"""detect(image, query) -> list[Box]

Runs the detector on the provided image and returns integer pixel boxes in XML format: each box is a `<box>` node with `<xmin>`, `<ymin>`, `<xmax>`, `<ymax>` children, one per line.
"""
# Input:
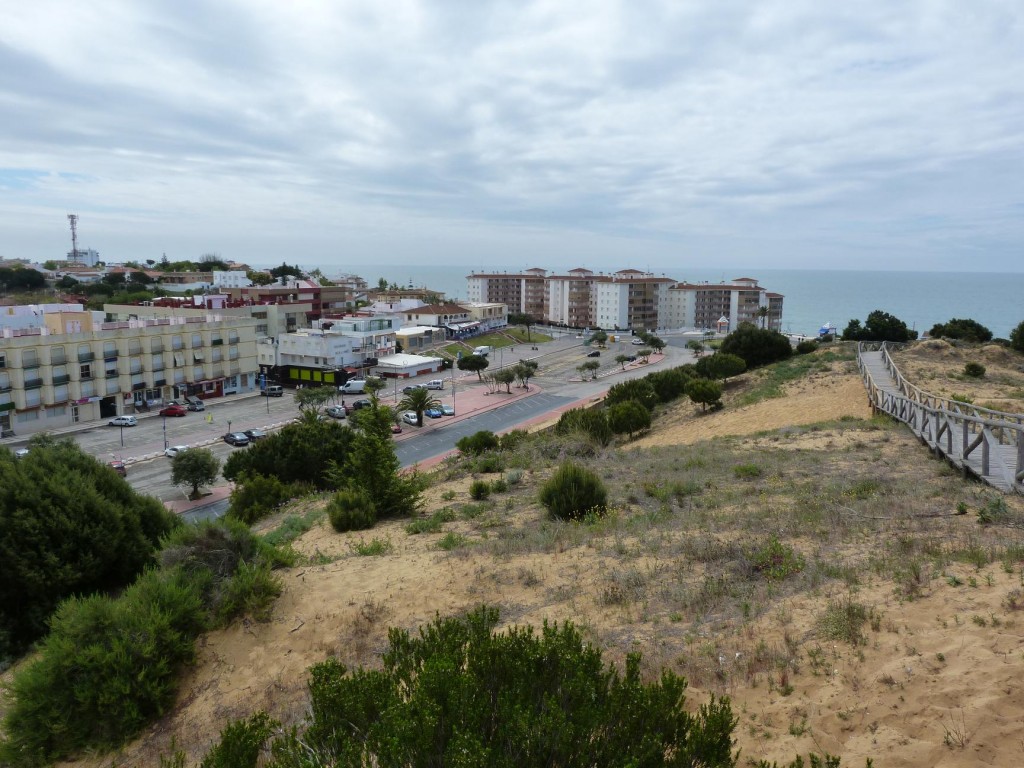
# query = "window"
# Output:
<box><xmin>130</xmin><ymin>358</ymin><xmax>143</xmax><ymax>374</ymax></box>
<box><xmin>22</xmin><ymin>350</ymin><xmax>39</xmax><ymax>368</ymax></box>
<box><xmin>81</xmin><ymin>380</ymin><xmax>95</xmax><ymax>397</ymax></box>
<box><xmin>48</xmin><ymin>406</ymin><xmax>67</xmax><ymax>418</ymax></box>
<box><xmin>152</xmin><ymin>353</ymin><xmax>164</xmax><ymax>371</ymax></box>
<box><xmin>51</xmin><ymin>365</ymin><xmax>69</xmax><ymax>385</ymax></box>
<box><xmin>172</xmin><ymin>335</ymin><xmax>183</xmax><ymax>350</ymax></box>
<box><xmin>52</xmin><ymin>384</ymin><xmax>69</xmax><ymax>402</ymax></box>
<box><xmin>191</xmin><ymin>333</ymin><xmax>202</xmax><ymax>348</ymax></box>
<box><xmin>174</xmin><ymin>370</ymin><xmax>185</xmax><ymax>384</ymax></box>
<box><xmin>128</xmin><ymin>340</ymin><xmax>142</xmax><ymax>356</ymax></box>
<box><xmin>173</xmin><ymin>352</ymin><xmax>185</xmax><ymax>367</ymax></box>
<box><xmin>228</xmin><ymin>330</ymin><xmax>239</xmax><ymax>344</ymax></box>
<box><xmin>24</xmin><ymin>389</ymin><xmax>41</xmax><ymax>408</ymax></box>
<box><xmin>193</xmin><ymin>350</ymin><xmax>205</xmax><ymax>362</ymax></box>
<box><xmin>0</xmin><ymin>353</ymin><xmax>5</xmax><ymax>368</ymax></box>
<box><xmin>17</xmin><ymin>410</ymin><xmax>40</xmax><ymax>423</ymax></box>
<box><xmin>103</xmin><ymin>341</ymin><xmax>118</xmax><ymax>360</ymax></box>
<box><xmin>192</xmin><ymin>366</ymin><xmax>204</xmax><ymax>381</ymax></box>
<box><xmin>106</xmin><ymin>379</ymin><xmax>120</xmax><ymax>395</ymax></box>
<box><xmin>80</xmin><ymin>363</ymin><xmax>92</xmax><ymax>379</ymax></box>
<box><xmin>51</xmin><ymin>346</ymin><xmax>67</xmax><ymax>365</ymax></box>
<box><xmin>151</xmin><ymin>338</ymin><xmax>163</xmax><ymax>353</ymax></box>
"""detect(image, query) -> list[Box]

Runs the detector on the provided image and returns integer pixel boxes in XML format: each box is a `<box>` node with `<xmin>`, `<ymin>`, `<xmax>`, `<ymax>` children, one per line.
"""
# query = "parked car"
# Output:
<box><xmin>14</xmin><ymin>447</ymin><xmax>30</xmax><ymax>458</ymax></box>
<box><xmin>425</xmin><ymin>408</ymin><xmax>443</xmax><ymax>418</ymax></box>
<box><xmin>262</xmin><ymin>385</ymin><xmax>284</xmax><ymax>397</ymax></box>
<box><xmin>164</xmin><ymin>445</ymin><xmax>189</xmax><ymax>458</ymax></box>
<box><xmin>441</xmin><ymin>404</ymin><xmax>455</xmax><ymax>416</ymax></box>
<box><xmin>223</xmin><ymin>432</ymin><xmax>250</xmax><ymax>447</ymax></box>
<box><xmin>326</xmin><ymin>405</ymin><xmax>347</xmax><ymax>419</ymax></box>
<box><xmin>187</xmin><ymin>400</ymin><xmax>205</xmax><ymax>412</ymax></box>
<box><xmin>345</xmin><ymin>398</ymin><xmax>373</xmax><ymax>414</ymax></box>
<box><xmin>159</xmin><ymin>404</ymin><xmax>187</xmax><ymax>417</ymax></box>
<box><xmin>108</xmin><ymin>416</ymin><xmax>137</xmax><ymax>427</ymax></box>
<box><xmin>391</xmin><ymin>423</ymin><xmax>403</xmax><ymax>434</ymax></box>
<box><xmin>425</xmin><ymin>379</ymin><xmax>446</xmax><ymax>390</ymax></box>
<box><xmin>624</xmin><ymin>354</ymin><xmax>637</xmax><ymax>362</ymax></box>
<box><xmin>108</xmin><ymin>459</ymin><xmax>127</xmax><ymax>477</ymax></box>
<box><xmin>586</xmin><ymin>350</ymin><xmax>601</xmax><ymax>357</ymax></box>
<box><xmin>401</xmin><ymin>411</ymin><xmax>419</xmax><ymax>425</ymax></box>
<box><xmin>403</xmin><ymin>384</ymin><xmax>425</xmax><ymax>394</ymax></box>
<box><xmin>631</xmin><ymin>337</ymin><xmax>645</xmax><ymax>345</ymax></box>
<box><xmin>244</xmin><ymin>428</ymin><xmax>268</xmax><ymax>440</ymax></box>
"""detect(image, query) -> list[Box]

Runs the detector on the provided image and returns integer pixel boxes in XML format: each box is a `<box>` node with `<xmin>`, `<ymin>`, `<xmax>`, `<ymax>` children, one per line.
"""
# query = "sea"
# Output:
<box><xmin>303</xmin><ymin>264</ymin><xmax>1024</xmax><ymax>340</ymax></box>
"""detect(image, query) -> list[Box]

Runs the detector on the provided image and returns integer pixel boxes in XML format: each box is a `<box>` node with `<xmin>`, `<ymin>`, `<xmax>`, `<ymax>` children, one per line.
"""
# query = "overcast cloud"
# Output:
<box><xmin>1</xmin><ymin>0</ymin><xmax>1022</xmax><ymax>272</ymax></box>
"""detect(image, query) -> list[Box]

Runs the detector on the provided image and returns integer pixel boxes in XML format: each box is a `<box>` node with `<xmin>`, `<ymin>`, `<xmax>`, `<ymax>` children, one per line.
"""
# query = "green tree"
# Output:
<box><xmin>1011</xmin><ymin>320</ymin><xmax>1024</xmax><ymax>353</ymax></box>
<box><xmin>294</xmin><ymin>386</ymin><xmax>335</xmax><ymax>418</ymax></box>
<box><xmin>578</xmin><ymin>360</ymin><xmax>600</xmax><ymax>380</ymax></box>
<box><xmin>0</xmin><ymin>437</ymin><xmax>178</xmax><ymax>658</ymax></box>
<box><xmin>397</xmin><ymin>388</ymin><xmax>441</xmax><ymax>427</ymax></box>
<box><xmin>756</xmin><ymin>305</ymin><xmax>769</xmax><ymax>328</ymax></box>
<box><xmin>200</xmin><ymin>606</ymin><xmax>740</xmax><ymax>767</ymax></box>
<box><xmin>340</xmin><ymin>402</ymin><xmax>421</xmax><ymax>518</ymax></box>
<box><xmin>647</xmin><ymin>335</ymin><xmax>667</xmax><ymax>353</ymax></box>
<box><xmin>686</xmin><ymin>339</ymin><xmax>705</xmax><ymax>357</ymax></box>
<box><xmin>513</xmin><ymin>359</ymin><xmax>538</xmax><ymax>388</ymax></box>
<box><xmin>636</xmin><ymin>347</ymin><xmax>653</xmax><ymax>362</ymax></box>
<box><xmin>590</xmin><ymin>329</ymin><xmax>608</xmax><ymax>347</ymax></box>
<box><xmin>171</xmin><ymin>448</ymin><xmax>221</xmax><ymax>499</ymax></box>
<box><xmin>607</xmin><ymin>400</ymin><xmax>652</xmax><ymax>438</ymax></box>
<box><xmin>223</xmin><ymin>421</ymin><xmax>354</xmax><ymax>490</ymax></box>
<box><xmin>508</xmin><ymin>312</ymin><xmax>537</xmax><ymax>341</ymax></box>
<box><xmin>246</xmin><ymin>270</ymin><xmax>274</xmax><ymax>286</ymax></box>
<box><xmin>605</xmin><ymin>378</ymin><xmax>658</xmax><ymax>410</ymax></box>
<box><xmin>929</xmin><ymin>318</ymin><xmax>993</xmax><ymax>343</ymax></box>
<box><xmin>719</xmin><ymin>323</ymin><xmax>793</xmax><ymax>368</ymax></box>
<box><xmin>555</xmin><ymin>408</ymin><xmax>612</xmax><ymax>446</ymax></box>
<box><xmin>647</xmin><ymin>366</ymin><xmax>695</xmax><ymax>403</ymax></box>
<box><xmin>615</xmin><ymin>353</ymin><xmax>630</xmax><ymax>370</ymax></box>
<box><xmin>842</xmin><ymin>310</ymin><xmax>917</xmax><ymax>343</ymax></box>
<box><xmin>698</xmin><ymin>352</ymin><xmax>747</xmax><ymax>382</ymax></box>
<box><xmin>687</xmin><ymin>378</ymin><xmax>723</xmax><ymax>412</ymax></box>
<box><xmin>457</xmin><ymin>353</ymin><xmax>490</xmax><ymax>381</ymax></box>
<box><xmin>456</xmin><ymin>431</ymin><xmax>500</xmax><ymax>455</ymax></box>
<box><xmin>494</xmin><ymin>367</ymin><xmax>516</xmax><ymax>393</ymax></box>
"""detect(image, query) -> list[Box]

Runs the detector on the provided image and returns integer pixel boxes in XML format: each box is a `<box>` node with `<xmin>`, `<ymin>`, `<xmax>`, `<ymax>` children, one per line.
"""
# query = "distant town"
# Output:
<box><xmin>1</xmin><ymin>243</ymin><xmax>783</xmax><ymax>438</ymax></box>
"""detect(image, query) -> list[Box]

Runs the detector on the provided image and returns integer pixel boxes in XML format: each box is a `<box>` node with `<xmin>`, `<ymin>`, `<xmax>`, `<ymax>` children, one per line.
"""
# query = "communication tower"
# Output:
<box><xmin>67</xmin><ymin>214</ymin><xmax>80</xmax><ymax>262</ymax></box>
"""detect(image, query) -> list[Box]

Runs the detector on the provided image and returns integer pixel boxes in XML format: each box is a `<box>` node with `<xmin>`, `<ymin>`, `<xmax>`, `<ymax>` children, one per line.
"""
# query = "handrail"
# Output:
<box><xmin>857</xmin><ymin>341</ymin><xmax>1024</xmax><ymax>493</ymax></box>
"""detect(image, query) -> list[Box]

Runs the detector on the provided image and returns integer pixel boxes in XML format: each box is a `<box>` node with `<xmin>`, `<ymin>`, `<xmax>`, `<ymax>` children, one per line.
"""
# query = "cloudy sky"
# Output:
<box><xmin>1</xmin><ymin>1</ymin><xmax>1022</xmax><ymax>273</ymax></box>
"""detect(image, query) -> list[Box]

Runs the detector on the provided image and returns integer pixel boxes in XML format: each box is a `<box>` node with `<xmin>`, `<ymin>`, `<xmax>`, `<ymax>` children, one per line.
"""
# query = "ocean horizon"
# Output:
<box><xmin>295</xmin><ymin>264</ymin><xmax>1024</xmax><ymax>340</ymax></box>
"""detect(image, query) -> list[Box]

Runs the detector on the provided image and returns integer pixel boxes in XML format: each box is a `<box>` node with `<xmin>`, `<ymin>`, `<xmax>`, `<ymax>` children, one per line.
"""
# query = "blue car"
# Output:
<box><xmin>425</xmin><ymin>408</ymin><xmax>444</xmax><ymax>418</ymax></box>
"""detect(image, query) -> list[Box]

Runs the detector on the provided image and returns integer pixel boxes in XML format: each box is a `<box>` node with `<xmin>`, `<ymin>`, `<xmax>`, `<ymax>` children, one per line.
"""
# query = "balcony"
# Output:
<box><xmin>211</xmin><ymin>338</ymin><xmax>223</xmax><ymax>346</ymax></box>
<box><xmin>22</xmin><ymin>359</ymin><xmax>40</xmax><ymax>370</ymax></box>
<box><xmin>78</xmin><ymin>352</ymin><xmax>95</xmax><ymax>362</ymax></box>
<box><xmin>52</xmin><ymin>375</ymin><xmax>71</xmax><ymax>386</ymax></box>
<box><xmin>24</xmin><ymin>378</ymin><xmax>43</xmax><ymax>390</ymax></box>
<box><xmin>154</xmin><ymin>377</ymin><xmax>166</xmax><ymax>387</ymax></box>
<box><xmin>132</xmin><ymin>382</ymin><xmax>147</xmax><ymax>392</ymax></box>
<box><xmin>103</xmin><ymin>351</ymin><xmax>118</xmax><ymax>362</ymax></box>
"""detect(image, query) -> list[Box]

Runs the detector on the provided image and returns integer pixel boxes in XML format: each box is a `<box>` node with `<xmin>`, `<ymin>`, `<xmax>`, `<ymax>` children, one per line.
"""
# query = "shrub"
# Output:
<box><xmin>405</xmin><ymin>508</ymin><xmax>455</xmax><ymax>535</ymax></box>
<box><xmin>733</xmin><ymin>463</ymin><xmax>762</xmax><ymax>479</ymax></box>
<box><xmin>215</xmin><ymin>561</ymin><xmax>282</xmax><ymax>623</ymax></box>
<box><xmin>456</xmin><ymin>430</ymin><xmax>500</xmax><ymax>455</ymax></box>
<box><xmin>963</xmin><ymin>361</ymin><xmax>986</xmax><ymax>378</ymax></box>
<box><xmin>929</xmin><ymin>318</ymin><xmax>993</xmax><ymax>343</ymax></box>
<box><xmin>437</xmin><ymin>532</ymin><xmax>468</xmax><ymax>550</ymax></box>
<box><xmin>645</xmin><ymin>367</ymin><xmax>693</xmax><ymax>402</ymax></box>
<box><xmin>326</xmin><ymin>487</ymin><xmax>378</xmax><ymax>532</ymax></box>
<box><xmin>200</xmin><ymin>712</ymin><xmax>277</xmax><ymax>768</ymax></box>
<box><xmin>696</xmin><ymin>352</ymin><xmax>747</xmax><ymax>381</ymax></box>
<box><xmin>505</xmin><ymin>468</ymin><xmax>524</xmax><ymax>486</ymax></box>
<box><xmin>222</xmin><ymin>420</ymin><xmax>354</xmax><ymax>489</ymax></box>
<box><xmin>474</xmin><ymin>453</ymin><xmax>504</xmax><ymax>473</ymax></box>
<box><xmin>227</xmin><ymin>473</ymin><xmax>296</xmax><ymax>525</ymax></box>
<box><xmin>749</xmin><ymin>537</ymin><xmax>805</xmax><ymax>581</ymax></box>
<box><xmin>796</xmin><ymin>339</ymin><xmax>819</xmax><ymax>354</ymax></box>
<box><xmin>499</xmin><ymin>429</ymin><xmax>529</xmax><ymax>451</ymax></box>
<box><xmin>200</xmin><ymin>607</ymin><xmax>739</xmax><ymax>766</ymax></box>
<box><xmin>350</xmin><ymin>537</ymin><xmax>392</xmax><ymax>556</ymax></box>
<box><xmin>719</xmin><ymin>323</ymin><xmax>793</xmax><ymax>368</ymax></box>
<box><xmin>491</xmin><ymin>477</ymin><xmax>508</xmax><ymax>493</ymax></box>
<box><xmin>607</xmin><ymin>399</ymin><xmax>652</xmax><ymax>437</ymax></box>
<box><xmin>841</xmin><ymin>310</ymin><xmax>917</xmax><ymax>343</ymax></box>
<box><xmin>469</xmin><ymin>479</ymin><xmax>491</xmax><ymax>500</ymax></box>
<box><xmin>539</xmin><ymin>461</ymin><xmax>608</xmax><ymax>521</ymax></box>
<box><xmin>604</xmin><ymin>379</ymin><xmax>658</xmax><ymax>410</ymax></box>
<box><xmin>555</xmin><ymin>407</ymin><xmax>612</xmax><ymax>446</ymax></box>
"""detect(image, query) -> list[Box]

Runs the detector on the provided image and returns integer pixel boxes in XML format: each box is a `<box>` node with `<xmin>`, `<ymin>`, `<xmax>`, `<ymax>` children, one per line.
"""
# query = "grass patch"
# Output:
<box><xmin>350</xmin><ymin>537</ymin><xmax>392</xmax><ymax>556</ymax></box>
<box><xmin>262</xmin><ymin>506</ymin><xmax>326</xmax><ymax>548</ymax></box>
<box><xmin>437</xmin><ymin>532</ymin><xmax>468</xmax><ymax>551</ymax></box>
<box><xmin>734</xmin><ymin>348</ymin><xmax>857</xmax><ymax>407</ymax></box>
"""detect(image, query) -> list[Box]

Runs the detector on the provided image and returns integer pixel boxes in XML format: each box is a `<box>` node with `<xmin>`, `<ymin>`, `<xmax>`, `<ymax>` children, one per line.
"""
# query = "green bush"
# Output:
<box><xmin>695</xmin><ymin>352</ymin><xmax>747</xmax><ymax>381</ymax></box>
<box><xmin>0</xmin><ymin>568</ymin><xmax>207</xmax><ymax>763</ymax></box>
<box><xmin>719</xmin><ymin>323</ymin><xmax>793</xmax><ymax>368</ymax></box>
<box><xmin>227</xmin><ymin>473</ymin><xmax>295</xmax><ymax>525</ymax></box>
<box><xmin>963</xmin><ymin>361</ymin><xmax>986</xmax><ymax>378</ymax></box>
<box><xmin>456</xmin><ymin>430</ymin><xmax>500</xmax><ymax>455</ymax></box>
<box><xmin>841</xmin><ymin>310</ymin><xmax>917</xmax><ymax>343</ymax></box>
<box><xmin>686</xmin><ymin>378</ymin><xmax>723</xmax><ymax>411</ymax></box>
<box><xmin>929</xmin><ymin>318</ymin><xmax>993</xmax><ymax>343</ymax></box>
<box><xmin>539</xmin><ymin>461</ymin><xmax>608</xmax><ymax>521</ymax></box>
<box><xmin>796</xmin><ymin>339</ymin><xmax>819</xmax><ymax>355</ymax></box>
<box><xmin>200</xmin><ymin>712</ymin><xmax>277</xmax><ymax>768</ymax></box>
<box><xmin>749</xmin><ymin>537</ymin><xmax>805</xmax><ymax>581</ymax></box>
<box><xmin>498</xmin><ymin>429</ymin><xmax>529</xmax><ymax>451</ymax></box>
<box><xmin>607</xmin><ymin>399</ymin><xmax>652</xmax><ymax>437</ymax></box>
<box><xmin>555</xmin><ymin>407</ymin><xmax>612</xmax><ymax>446</ymax></box>
<box><xmin>491</xmin><ymin>477</ymin><xmax>509</xmax><ymax>493</ymax></box>
<box><xmin>733</xmin><ymin>463</ymin><xmax>762</xmax><ymax>479</ymax></box>
<box><xmin>469</xmin><ymin>479</ymin><xmax>491</xmax><ymax>500</ymax></box>
<box><xmin>405</xmin><ymin>508</ymin><xmax>455</xmax><ymax>535</ymax></box>
<box><xmin>223</xmin><ymin>420</ymin><xmax>354</xmax><ymax>489</ymax></box>
<box><xmin>214</xmin><ymin>561</ymin><xmax>282</xmax><ymax>624</ymax></box>
<box><xmin>604</xmin><ymin>378</ymin><xmax>658</xmax><ymax>410</ymax></box>
<box><xmin>474</xmin><ymin>453</ymin><xmax>504</xmax><ymax>473</ymax></box>
<box><xmin>645</xmin><ymin>367</ymin><xmax>693</xmax><ymax>402</ymax></box>
<box><xmin>326</xmin><ymin>487</ymin><xmax>378</xmax><ymax>532</ymax></box>
<box><xmin>201</xmin><ymin>606</ymin><xmax>738</xmax><ymax>766</ymax></box>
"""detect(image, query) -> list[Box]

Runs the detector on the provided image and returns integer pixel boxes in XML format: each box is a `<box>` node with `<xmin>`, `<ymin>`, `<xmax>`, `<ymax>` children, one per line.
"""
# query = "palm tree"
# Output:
<box><xmin>397</xmin><ymin>388</ymin><xmax>441</xmax><ymax>427</ymax></box>
<box><xmin>756</xmin><ymin>306</ymin><xmax>769</xmax><ymax>329</ymax></box>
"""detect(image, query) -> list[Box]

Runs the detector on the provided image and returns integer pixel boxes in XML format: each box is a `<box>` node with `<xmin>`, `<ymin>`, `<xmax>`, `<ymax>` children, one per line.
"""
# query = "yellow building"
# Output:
<box><xmin>1</xmin><ymin>311</ymin><xmax>258</xmax><ymax>437</ymax></box>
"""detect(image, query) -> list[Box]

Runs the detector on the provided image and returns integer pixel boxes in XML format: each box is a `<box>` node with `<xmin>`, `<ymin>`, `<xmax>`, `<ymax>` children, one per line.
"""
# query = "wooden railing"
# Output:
<box><xmin>857</xmin><ymin>342</ymin><xmax>1024</xmax><ymax>493</ymax></box>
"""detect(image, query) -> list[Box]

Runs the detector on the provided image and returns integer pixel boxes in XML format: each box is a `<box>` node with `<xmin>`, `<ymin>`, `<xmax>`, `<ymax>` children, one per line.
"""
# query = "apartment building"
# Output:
<box><xmin>462</xmin><ymin>302</ymin><xmax>508</xmax><ymax>333</ymax></box>
<box><xmin>107</xmin><ymin>298</ymin><xmax>314</xmax><ymax>339</ymax></box>
<box><xmin>465</xmin><ymin>268</ymin><xmax>547</xmax><ymax>320</ymax></box>
<box><xmin>1</xmin><ymin>309</ymin><xmax>258</xmax><ymax>437</ymax></box>
<box><xmin>665</xmin><ymin>278</ymin><xmax>784</xmax><ymax>332</ymax></box>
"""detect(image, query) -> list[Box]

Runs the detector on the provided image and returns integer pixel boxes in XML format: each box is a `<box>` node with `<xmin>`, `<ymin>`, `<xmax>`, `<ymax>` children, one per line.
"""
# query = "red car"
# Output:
<box><xmin>159</xmin><ymin>404</ymin><xmax>187</xmax><ymax>417</ymax></box>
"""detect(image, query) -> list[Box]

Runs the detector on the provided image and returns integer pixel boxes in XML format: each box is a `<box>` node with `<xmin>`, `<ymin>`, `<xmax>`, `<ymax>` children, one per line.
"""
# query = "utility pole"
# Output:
<box><xmin>67</xmin><ymin>214</ymin><xmax>80</xmax><ymax>262</ymax></box>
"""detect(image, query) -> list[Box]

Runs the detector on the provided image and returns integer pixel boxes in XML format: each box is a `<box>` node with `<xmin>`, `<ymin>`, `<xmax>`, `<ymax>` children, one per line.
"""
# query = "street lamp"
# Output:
<box><xmin>227</xmin><ymin>419</ymin><xmax>232</xmax><ymax>437</ymax></box>
<box><xmin>162</xmin><ymin>414</ymin><xmax>168</xmax><ymax>450</ymax></box>
<box><xmin>451</xmin><ymin>376</ymin><xmax>456</xmax><ymax>415</ymax></box>
<box><xmin>119</xmin><ymin>423</ymin><xmax>124</xmax><ymax>448</ymax></box>
<box><xmin>261</xmin><ymin>373</ymin><xmax>269</xmax><ymax>414</ymax></box>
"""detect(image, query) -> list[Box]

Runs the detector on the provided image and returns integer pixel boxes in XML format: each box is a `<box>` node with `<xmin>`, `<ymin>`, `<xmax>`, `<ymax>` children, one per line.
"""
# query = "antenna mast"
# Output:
<box><xmin>67</xmin><ymin>214</ymin><xmax>80</xmax><ymax>262</ymax></box>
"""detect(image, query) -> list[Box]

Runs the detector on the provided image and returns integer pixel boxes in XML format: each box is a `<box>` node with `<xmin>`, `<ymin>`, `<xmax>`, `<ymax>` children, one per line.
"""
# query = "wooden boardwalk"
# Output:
<box><xmin>857</xmin><ymin>342</ymin><xmax>1024</xmax><ymax>494</ymax></box>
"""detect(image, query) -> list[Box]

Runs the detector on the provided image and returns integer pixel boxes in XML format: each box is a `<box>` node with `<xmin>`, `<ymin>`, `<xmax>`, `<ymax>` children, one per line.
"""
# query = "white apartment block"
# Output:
<box><xmin>461</xmin><ymin>302</ymin><xmax>507</xmax><ymax>332</ymax></box>
<box><xmin>1</xmin><ymin>309</ymin><xmax>258</xmax><ymax>437</ymax></box>
<box><xmin>466</xmin><ymin>268</ymin><xmax>548</xmax><ymax>320</ymax></box>
<box><xmin>211</xmin><ymin>270</ymin><xmax>252</xmax><ymax>289</ymax></box>
<box><xmin>665</xmin><ymin>278</ymin><xmax>784</xmax><ymax>332</ymax></box>
<box><xmin>264</xmin><ymin>316</ymin><xmax>398</xmax><ymax>388</ymax></box>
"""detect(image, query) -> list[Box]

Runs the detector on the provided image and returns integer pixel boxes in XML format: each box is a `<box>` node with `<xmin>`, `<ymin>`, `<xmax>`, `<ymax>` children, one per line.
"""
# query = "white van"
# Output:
<box><xmin>473</xmin><ymin>346</ymin><xmax>491</xmax><ymax>356</ymax></box>
<box><xmin>425</xmin><ymin>379</ymin><xmax>445</xmax><ymax>390</ymax></box>
<box><xmin>339</xmin><ymin>379</ymin><xmax>367</xmax><ymax>394</ymax></box>
<box><xmin>263</xmin><ymin>385</ymin><xmax>284</xmax><ymax>397</ymax></box>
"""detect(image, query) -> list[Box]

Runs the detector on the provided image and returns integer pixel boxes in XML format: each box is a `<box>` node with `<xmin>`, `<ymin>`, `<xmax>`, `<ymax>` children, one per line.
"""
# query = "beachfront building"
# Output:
<box><xmin>462</xmin><ymin>302</ymin><xmax>508</xmax><ymax>333</ymax></box>
<box><xmin>593</xmin><ymin>270</ymin><xmax>676</xmax><ymax>331</ymax></box>
<box><xmin>466</xmin><ymin>268</ymin><xmax>548</xmax><ymax>320</ymax></box>
<box><xmin>1</xmin><ymin>308</ymin><xmax>258</xmax><ymax>437</ymax></box>
<box><xmin>402</xmin><ymin>303</ymin><xmax>477</xmax><ymax>338</ymax></box>
<box><xmin>107</xmin><ymin>297</ymin><xmax>314</xmax><ymax>340</ymax></box>
<box><xmin>665</xmin><ymin>278</ymin><xmax>783</xmax><ymax>332</ymax></box>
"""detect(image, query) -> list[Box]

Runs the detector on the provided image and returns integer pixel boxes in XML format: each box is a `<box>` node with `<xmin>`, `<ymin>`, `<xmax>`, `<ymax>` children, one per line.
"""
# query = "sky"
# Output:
<box><xmin>1</xmin><ymin>1</ymin><xmax>1022</xmax><ymax>274</ymax></box>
